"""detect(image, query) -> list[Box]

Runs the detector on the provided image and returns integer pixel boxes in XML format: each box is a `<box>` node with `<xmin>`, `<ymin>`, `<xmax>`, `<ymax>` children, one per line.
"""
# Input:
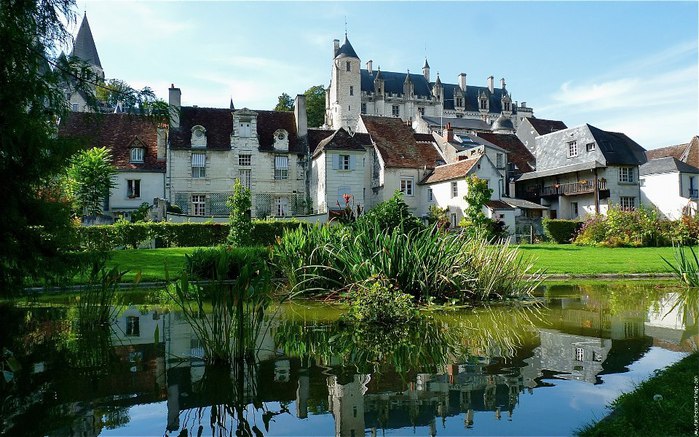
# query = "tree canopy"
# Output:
<box><xmin>274</xmin><ymin>85</ymin><xmax>326</xmax><ymax>128</ymax></box>
<box><xmin>65</xmin><ymin>147</ymin><xmax>117</xmax><ymax>217</ymax></box>
<box><xmin>274</xmin><ymin>92</ymin><xmax>294</xmax><ymax>112</ymax></box>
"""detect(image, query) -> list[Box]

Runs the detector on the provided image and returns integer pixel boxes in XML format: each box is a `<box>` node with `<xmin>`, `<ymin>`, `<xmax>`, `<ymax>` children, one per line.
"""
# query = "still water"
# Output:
<box><xmin>1</xmin><ymin>282</ymin><xmax>696</xmax><ymax>436</ymax></box>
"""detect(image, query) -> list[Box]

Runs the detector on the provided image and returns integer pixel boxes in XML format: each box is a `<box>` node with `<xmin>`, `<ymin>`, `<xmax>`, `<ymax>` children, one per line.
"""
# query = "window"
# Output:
<box><xmin>392</xmin><ymin>105</ymin><xmax>400</xmax><ymax>117</ymax></box>
<box><xmin>571</xmin><ymin>201</ymin><xmax>579</xmax><ymax>217</ymax></box>
<box><xmin>417</xmin><ymin>107</ymin><xmax>425</xmax><ymax>116</ymax></box>
<box><xmin>192</xmin><ymin>153</ymin><xmax>206</xmax><ymax>178</ymax></box>
<box><xmin>451</xmin><ymin>181</ymin><xmax>458</xmax><ymax>198</ymax></box>
<box><xmin>496</xmin><ymin>153</ymin><xmax>504</xmax><ymax>169</ymax></box>
<box><xmin>274</xmin><ymin>197</ymin><xmax>288</xmax><ymax>216</ymax></box>
<box><xmin>456</xmin><ymin>97</ymin><xmax>463</xmax><ymax>107</ymax></box>
<box><xmin>239</xmin><ymin>169</ymin><xmax>251</xmax><ymax>190</ymax></box>
<box><xmin>192</xmin><ymin>195</ymin><xmax>206</xmax><ymax>216</ymax></box>
<box><xmin>586</xmin><ymin>142</ymin><xmax>596</xmax><ymax>152</ymax></box>
<box><xmin>127</xmin><ymin>179</ymin><xmax>140</xmax><ymax>198</ymax></box>
<box><xmin>340</xmin><ymin>154</ymin><xmax>350</xmax><ymax>170</ymax></box>
<box><xmin>361</xmin><ymin>103</ymin><xmax>367</xmax><ymax>114</ymax></box>
<box><xmin>126</xmin><ymin>316</ymin><xmax>140</xmax><ymax>336</ymax></box>
<box><xmin>575</xmin><ymin>347</ymin><xmax>585</xmax><ymax>362</ymax></box>
<box><xmin>567</xmin><ymin>141</ymin><xmax>578</xmax><ymax>158</ymax></box>
<box><xmin>450</xmin><ymin>213</ymin><xmax>457</xmax><ymax>228</ymax></box>
<box><xmin>400</xmin><ymin>177</ymin><xmax>414</xmax><ymax>196</ymax></box>
<box><xmin>619</xmin><ymin>167</ymin><xmax>634</xmax><ymax>183</ymax></box>
<box><xmin>349</xmin><ymin>86</ymin><xmax>353</xmax><ymax>96</ymax></box>
<box><xmin>238</xmin><ymin>122</ymin><xmax>252</xmax><ymax>137</ymax></box>
<box><xmin>479</xmin><ymin>98</ymin><xmax>487</xmax><ymax>110</ymax></box>
<box><xmin>620</xmin><ymin>196</ymin><xmax>636</xmax><ymax>211</ymax></box>
<box><xmin>239</xmin><ymin>154</ymin><xmax>251</xmax><ymax>166</ymax></box>
<box><xmin>428</xmin><ymin>188</ymin><xmax>433</xmax><ymax>201</ymax></box>
<box><xmin>346</xmin><ymin>61</ymin><xmax>351</xmax><ymax>72</ymax></box>
<box><xmin>504</xmin><ymin>101</ymin><xmax>511</xmax><ymax>112</ymax></box>
<box><xmin>274</xmin><ymin>155</ymin><xmax>289</xmax><ymax>180</ymax></box>
<box><xmin>130</xmin><ymin>147</ymin><xmax>144</xmax><ymax>163</ymax></box>
<box><xmin>689</xmin><ymin>176</ymin><xmax>697</xmax><ymax>198</ymax></box>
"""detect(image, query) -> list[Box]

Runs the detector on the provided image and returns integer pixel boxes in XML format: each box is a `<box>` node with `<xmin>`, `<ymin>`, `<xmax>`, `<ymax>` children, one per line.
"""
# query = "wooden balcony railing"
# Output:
<box><xmin>537</xmin><ymin>179</ymin><xmax>608</xmax><ymax>197</ymax></box>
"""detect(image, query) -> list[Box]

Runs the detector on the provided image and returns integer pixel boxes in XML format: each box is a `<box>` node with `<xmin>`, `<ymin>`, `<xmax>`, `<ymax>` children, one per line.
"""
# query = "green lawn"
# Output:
<box><xmin>106</xmin><ymin>247</ymin><xmax>200</xmax><ymax>282</ymax></box>
<box><xmin>517</xmin><ymin>244</ymin><xmax>677</xmax><ymax>275</ymax></box>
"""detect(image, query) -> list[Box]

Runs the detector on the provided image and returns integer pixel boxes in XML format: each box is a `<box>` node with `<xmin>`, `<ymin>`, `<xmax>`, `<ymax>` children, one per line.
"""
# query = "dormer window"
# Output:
<box><xmin>238</xmin><ymin>121</ymin><xmax>252</xmax><ymax>137</ymax></box>
<box><xmin>130</xmin><ymin>147</ymin><xmax>144</xmax><ymax>163</ymax></box>
<box><xmin>191</xmin><ymin>125</ymin><xmax>207</xmax><ymax>148</ymax></box>
<box><xmin>274</xmin><ymin>129</ymin><xmax>289</xmax><ymax>151</ymax></box>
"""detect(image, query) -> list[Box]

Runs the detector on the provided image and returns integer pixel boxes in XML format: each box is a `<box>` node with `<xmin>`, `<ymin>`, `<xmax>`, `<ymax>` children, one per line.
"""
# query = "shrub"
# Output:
<box><xmin>543</xmin><ymin>219</ymin><xmax>582</xmax><ymax>243</ymax></box>
<box><xmin>185</xmin><ymin>245</ymin><xmax>270</xmax><ymax>280</ymax></box>
<box><xmin>354</xmin><ymin>191</ymin><xmax>423</xmax><ymax>233</ymax></box>
<box><xmin>226</xmin><ymin>180</ymin><xmax>252</xmax><ymax>247</ymax></box>
<box><xmin>251</xmin><ymin>220</ymin><xmax>310</xmax><ymax>246</ymax></box>
<box><xmin>343</xmin><ymin>276</ymin><xmax>418</xmax><ymax>326</ymax></box>
<box><xmin>575</xmin><ymin>206</ymin><xmax>676</xmax><ymax>247</ymax></box>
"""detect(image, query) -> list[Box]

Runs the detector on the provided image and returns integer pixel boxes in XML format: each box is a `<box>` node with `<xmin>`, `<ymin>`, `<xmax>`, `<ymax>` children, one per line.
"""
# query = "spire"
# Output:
<box><xmin>423</xmin><ymin>58</ymin><xmax>430</xmax><ymax>69</ymax></box>
<box><xmin>374</xmin><ymin>67</ymin><xmax>382</xmax><ymax>80</ymax></box>
<box><xmin>404</xmin><ymin>70</ymin><xmax>412</xmax><ymax>84</ymax></box>
<box><xmin>71</xmin><ymin>14</ymin><xmax>102</xmax><ymax>68</ymax></box>
<box><xmin>334</xmin><ymin>34</ymin><xmax>358</xmax><ymax>59</ymax></box>
<box><xmin>230</xmin><ymin>98</ymin><xmax>235</xmax><ymax>111</ymax></box>
<box><xmin>435</xmin><ymin>73</ymin><xmax>442</xmax><ymax>86</ymax></box>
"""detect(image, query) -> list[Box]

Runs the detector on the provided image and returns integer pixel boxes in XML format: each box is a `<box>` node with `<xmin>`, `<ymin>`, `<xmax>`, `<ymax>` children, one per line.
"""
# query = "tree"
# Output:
<box><xmin>227</xmin><ymin>179</ymin><xmax>252</xmax><ymax>246</ymax></box>
<box><xmin>0</xmin><ymin>0</ymin><xmax>93</xmax><ymax>290</ymax></box>
<box><xmin>274</xmin><ymin>92</ymin><xmax>294</xmax><ymax>112</ymax></box>
<box><xmin>95</xmin><ymin>78</ymin><xmax>165</xmax><ymax>114</ymax></box>
<box><xmin>461</xmin><ymin>176</ymin><xmax>493</xmax><ymax>230</ymax></box>
<box><xmin>304</xmin><ymin>85</ymin><xmax>326</xmax><ymax>128</ymax></box>
<box><xmin>66</xmin><ymin>147</ymin><xmax>117</xmax><ymax>217</ymax></box>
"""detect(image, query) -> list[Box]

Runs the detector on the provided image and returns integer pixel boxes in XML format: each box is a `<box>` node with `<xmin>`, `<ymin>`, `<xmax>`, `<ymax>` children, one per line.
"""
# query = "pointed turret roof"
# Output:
<box><xmin>434</xmin><ymin>73</ymin><xmax>442</xmax><ymax>86</ymax></box>
<box><xmin>404</xmin><ymin>70</ymin><xmax>412</xmax><ymax>84</ymax></box>
<box><xmin>335</xmin><ymin>34</ymin><xmax>359</xmax><ymax>59</ymax></box>
<box><xmin>71</xmin><ymin>14</ymin><xmax>102</xmax><ymax>68</ymax></box>
<box><xmin>230</xmin><ymin>98</ymin><xmax>235</xmax><ymax>111</ymax></box>
<box><xmin>374</xmin><ymin>67</ymin><xmax>382</xmax><ymax>80</ymax></box>
<box><xmin>423</xmin><ymin>58</ymin><xmax>430</xmax><ymax>69</ymax></box>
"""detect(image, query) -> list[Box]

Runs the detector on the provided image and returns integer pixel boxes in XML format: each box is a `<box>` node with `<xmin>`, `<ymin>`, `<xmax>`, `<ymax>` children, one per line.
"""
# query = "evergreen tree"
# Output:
<box><xmin>227</xmin><ymin>179</ymin><xmax>252</xmax><ymax>247</ymax></box>
<box><xmin>65</xmin><ymin>147</ymin><xmax>117</xmax><ymax>217</ymax></box>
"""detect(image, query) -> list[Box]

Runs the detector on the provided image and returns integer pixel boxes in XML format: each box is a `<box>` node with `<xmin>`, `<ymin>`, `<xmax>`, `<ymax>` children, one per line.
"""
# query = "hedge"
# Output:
<box><xmin>542</xmin><ymin>219</ymin><xmax>583</xmax><ymax>244</ymax></box>
<box><xmin>76</xmin><ymin>220</ymin><xmax>310</xmax><ymax>251</ymax></box>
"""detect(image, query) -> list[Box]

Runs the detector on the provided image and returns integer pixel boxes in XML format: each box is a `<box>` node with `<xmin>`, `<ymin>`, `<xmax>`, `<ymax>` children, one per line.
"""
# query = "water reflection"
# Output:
<box><xmin>0</xmin><ymin>282</ymin><xmax>696</xmax><ymax>436</ymax></box>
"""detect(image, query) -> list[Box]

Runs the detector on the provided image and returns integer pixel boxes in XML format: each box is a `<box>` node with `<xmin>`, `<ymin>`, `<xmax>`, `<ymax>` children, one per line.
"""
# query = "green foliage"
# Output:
<box><xmin>426</xmin><ymin>205</ymin><xmax>450</xmax><ymax>230</ymax></box>
<box><xmin>304</xmin><ymin>85</ymin><xmax>326</xmax><ymax>128</ymax></box>
<box><xmin>166</xmin><ymin>203</ymin><xmax>183</xmax><ymax>214</ymax></box>
<box><xmin>65</xmin><ymin>146</ymin><xmax>117</xmax><ymax>216</ymax></box>
<box><xmin>463</xmin><ymin>175</ymin><xmax>492</xmax><ymax>229</ymax></box>
<box><xmin>130</xmin><ymin>202</ymin><xmax>151</xmax><ymax>223</ymax></box>
<box><xmin>543</xmin><ymin>219</ymin><xmax>582</xmax><ymax>243</ymax></box>
<box><xmin>0</xmin><ymin>0</ymin><xmax>89</xmax><ymax>291</ymax></box>
<box><xmin>344</xmin><ymin>276</ymin><xmax>419</xmax><ymax>326</ymax></box>
<box><xmin>95</xmin><ymin>78</ymin><xmax>165</xmax><ymax>114</ymax></box>
<box><xmin>663</xmin><ymin>245</ymin><xmax>699</xmax><ymax>287</ymax></box>
<box><xmin>186</xmin><ymin>246</ymin><xmax>271</xmax><ymax>280</ymax></box>
<box><xmin>273</xmin><ymin>92</ymin><xmax>294</xmax><ymax>112</ymax></box>
<box><xmin>354</xmin><ymin>191</ymin><xmax>424</xmax><ymax>233</ymax></box>
<box><xmin>226</xmin><ymin>180</ymin><xmax>252</xmax><ymax>246</ymax></box>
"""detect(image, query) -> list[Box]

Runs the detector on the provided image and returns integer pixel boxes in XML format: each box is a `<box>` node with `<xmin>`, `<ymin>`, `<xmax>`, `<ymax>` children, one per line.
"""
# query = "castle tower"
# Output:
<box><xmin>71</xmin><ymin>14</ymin><xmax>104</xmax><ymax>81</ymax></box>
<box><xmin>328</xmin><ymin>34</ymin><xmax>361</xmax><ymax>130</ymax></box>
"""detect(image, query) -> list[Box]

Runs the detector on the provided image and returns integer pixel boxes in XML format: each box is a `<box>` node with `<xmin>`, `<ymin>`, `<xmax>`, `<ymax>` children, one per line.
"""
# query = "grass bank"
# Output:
<box><xmin>577</xmin><ymin>352</ymin><xmax>699</xmax><ymax>436</ymax></box>
<box><xmin>106</xmin><ymin>247</ymin><xmax>199</xmax><ymax>282</ymax></box>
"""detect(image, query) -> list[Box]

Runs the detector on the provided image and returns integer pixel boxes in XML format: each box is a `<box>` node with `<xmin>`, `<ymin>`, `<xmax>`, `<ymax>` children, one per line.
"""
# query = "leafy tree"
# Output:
<box><xmin>427</xmin><ymin>205</ymin><xmax>450</xmax><ymax>230</ymax></box>
<box><xmin>304</xmin><ymin>85</ymin><xmax>326</xmax><ymax>128</ymax></box>
<box><xmin>0</xmin><ymin>0</ymin><xmax>94</xmax><ymax>290</ymax></box>
<box><xmin>274</xmin><ymin>92</ymin><xmax>294</xmax><ymax>112</ymax></box>
<box><xmin>355</xmin><ymin>191</ymin><xmax>423</xmax><ymax>233</ymax></box>
<box><xmin>66</xmin><ymin>147</ymin><xmax>117</xmax><ymax>217</ymax></box>
<box><xmin>95</xmin><ymin>78</ymin><xmax>165</xmax><ymax>114</ymax></box>
<box><xmin>226</xmin><ymin>179</ymin><xmax>252</xmax><ymax>246</ymax></box>
<box><xmin>462</xmin><ymin>175</ymin><xmax>492</xmax><ymax>229</ymax></box>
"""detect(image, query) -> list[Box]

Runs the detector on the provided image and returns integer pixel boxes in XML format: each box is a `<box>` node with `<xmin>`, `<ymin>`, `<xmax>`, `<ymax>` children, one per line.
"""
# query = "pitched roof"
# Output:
<box><xmin>413</xmin><ymin>133</ymin><xmax>435</xmax><ymax>143</ymax></box>
<box><xmin>312</xmin><ymin>127</ymin><xmax>368</xmax><ymax>157</ymax></box>
<box><xmin>169</xmin><ymin>107</ymin><xmax>302</xmax><ymax>153</ymax></box>
<box><xmin>587</xmin><ymin>124</ymin><xmax>647</xmax><ymax>166</ymax></box>
<box><xmin>640</xmin><ymin>157</ymin><xmax>699</xmax><ymax>176</ymax></box>
<box><xmin>421</xmin><ymin>115</ymin><xmax>491</xmax><ymax>132</ymax></box>
<box><xmin>361</xmin><ymin>116</ymin><xmax>442</xmax><ymax>169</ymax></box>
<box><xmin>475</xmin><ymin>132</ymin><xmax>535</xmax><ymax>173</ymax></box>
<box><xmin>487</xmin><ymin>200</ymin><xmax>515</xmax><ymax>210</ymax></box>
<box><xmin>525</xmin><ymin>117</ymin><xmax>567</xmax><ymax>135</ymax></box>
<box><xmin>58</xmin><ymin>112</ymin><xmax>164</xmax><ymax>172</ymax></box>
<box><xmin>420</xmin><ymin>157</ymin><xmax>481</xmax><ymax>184</ymax></box>
<box><xmin>335</xmin><ymin>35</ymin><xmax>358</xmax><ymax>59</ymax></box>
<box><xmin>517</xmin><ymin>160</ymin><xmax>605</xmax><ymax>181</ymax></box>
<box><xmin>71</xmin><ymin>14</ymin><xmax>102</xmax><ymax>68</ymax></box>
<box><xmin>646</xmin><ymin>136</ymin><xmax>699</xmax><ymax>168</ymax></box>
<box><xmin>501</xmin><ymin>197</ymin><xmax>548</xmax><ymax>210</ymax></box>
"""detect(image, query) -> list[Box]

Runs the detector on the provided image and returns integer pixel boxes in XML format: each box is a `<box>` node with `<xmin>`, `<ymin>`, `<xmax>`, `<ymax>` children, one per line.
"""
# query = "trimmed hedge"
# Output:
<box><xmin>76</xmin><ymin>220</ymin><xmax>310</xmax><ymax>251</ymax></box>
<box><xmin>543</xmin><ymin>219</ymin><xmax>583</xmax><ymax>244</ymax></box>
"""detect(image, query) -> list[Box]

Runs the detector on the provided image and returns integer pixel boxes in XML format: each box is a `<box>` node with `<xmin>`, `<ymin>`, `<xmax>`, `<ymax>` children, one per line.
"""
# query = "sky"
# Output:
<box><xmin>67</xmin><ymin>1</ymin><xmax>698</xmax><ymax>150</ymax></box>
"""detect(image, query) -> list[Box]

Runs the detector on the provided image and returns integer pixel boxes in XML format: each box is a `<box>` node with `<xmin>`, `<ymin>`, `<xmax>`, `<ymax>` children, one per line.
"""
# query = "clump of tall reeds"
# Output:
<box><xmin>76</xmin><ymin>265</ymin><xmax>126</xmax><ymax>328</ymax></box>
<box><xmin>663</xmin><ymin>244</ymin><xmax>699</xmax><ymax>287</ymax></box>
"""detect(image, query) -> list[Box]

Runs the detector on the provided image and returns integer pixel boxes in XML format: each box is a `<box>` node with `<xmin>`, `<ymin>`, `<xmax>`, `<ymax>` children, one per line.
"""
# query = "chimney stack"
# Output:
<box><xmin>168</xmin><ymin>84</ymin><xmax>181</xmax><ymax>129</ymax></box>
<box><xmin>487</xmin><ymin>76</ymin><xmax>494</xmax><ymax>93</ymax></box>
<box><xmin>294</xmin><ymin>94</ymin><xmax>307</xmax><ymax>138</ymax></box>
<box><xmin>501</xmin><ymin>78</ymin><xmax>506</xmax><ymax>90</ymax></box>
<box><xmin>367</xmin><ymin>60</ymin><xmax>373</xmax><ymax>74</ymax></box>
<box><xmin>443</xmin><ymin>122</ymin><xmax>454</xmax><ymax>142</ymax></box>
<box><xmin>458</xmin><ymin>73</ymin><xmax>467</xmax><ymax>91</ymax></box>
<box><xmin>333</xmin><ymin>39</ymin><xmax>340</xmax><ymax>57</ymax></box>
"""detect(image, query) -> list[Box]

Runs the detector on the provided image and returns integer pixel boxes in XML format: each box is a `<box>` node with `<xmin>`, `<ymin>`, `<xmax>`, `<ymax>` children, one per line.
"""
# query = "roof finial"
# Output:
<box><xmin>344</xmin><ymin>16</ymin><xmax>347</xmax><ymax>37</ymax></box>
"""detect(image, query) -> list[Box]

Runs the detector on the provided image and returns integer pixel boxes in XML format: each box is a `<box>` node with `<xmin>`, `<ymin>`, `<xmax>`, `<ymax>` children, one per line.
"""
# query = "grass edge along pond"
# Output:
<box><xmin>577</xmin><ymin>351</ymin><xmax>699</xmax><ymax>437</ymax></box>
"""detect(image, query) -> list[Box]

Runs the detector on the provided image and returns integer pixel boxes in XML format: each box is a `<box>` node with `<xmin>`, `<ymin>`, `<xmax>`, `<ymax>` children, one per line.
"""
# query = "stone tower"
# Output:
<box><xmin>71</xmin><ymin>13</ymin><xmax>104</xmax><ymax>81</ymax></box>
<box><xmin>328</xmin><ymin>34</ymin><xmax>361</xmax><ymax>131</ymax></box>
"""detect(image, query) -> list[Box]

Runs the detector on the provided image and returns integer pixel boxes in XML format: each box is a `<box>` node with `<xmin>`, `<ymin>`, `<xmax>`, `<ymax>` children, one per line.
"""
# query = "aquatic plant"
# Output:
<box><xmin>663</xmin><ymin>244</ymin><xmax>699</xmax><ymax>287</ymax></box>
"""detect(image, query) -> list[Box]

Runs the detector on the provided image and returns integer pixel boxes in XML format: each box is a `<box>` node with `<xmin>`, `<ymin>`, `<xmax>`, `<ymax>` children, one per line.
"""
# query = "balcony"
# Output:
<box><xmin>538</xmin><ymin>179</ymin><xmax>608</xmax><ymax>197</ymax></box>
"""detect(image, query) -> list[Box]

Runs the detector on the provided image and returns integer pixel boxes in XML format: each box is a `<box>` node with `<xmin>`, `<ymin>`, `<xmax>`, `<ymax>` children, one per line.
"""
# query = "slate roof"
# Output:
<box><xmin>71</xmin><ymin>14</ymin><xmax>102</xmax><ymax>68</ymax></box>
<box><xmin>646</xmin><ymin>136</ymin><xmax>699</xmax><ymax>168</ymax></box>
<box><xmin>169</xmin><ymin>107</ymin><xmax>301</xmax><ymax>153</ymax></box>
<box><xmin>487</xmin><ymin>200</ymin><xmax>515</xmax><ymax>210</ymax></box>
<box><xmin>476</xmin><ymin>133</ymin><xmax>535</xmax><ymax>173</ymax></box>
<box><xmin>58</xmin><ymin>112</ymin><xmax>164</xmax><ymax>172</ymax></box>
<box><xmin>413</xmin><ymin>133</ymin><xmax>436</xmax><ymax>143</ymax></box>
<box><xmin>421</xmin><ymin>115</ymin><xmax>492</xmax><ymax>132</ymax></box>
<box><xmin>517</xmin><ymin>161</ymin><xmax>605</xmax><ymax>181</ymax></box>
<box><xmin>587</xmin><ymin>124</ymin><xmax>647</xmax><ymax>166</ymax></box>
<box><xmin>420</xmin><ymin>156</ymin><xmax>481</xmax><ymax>184</ymax></box>
<box><xmin>525</xmin><ymin>117</ymin><xmax>567</xmax><ymax>135</ymax></box>
<box><xmin>335</xmin><ymin>35</ymin><xmax>358</xmax><ymax>59</ymax></box>
<box><xmin>501</xmin><ymin>197</ymin><xmax>548</xmax><ymax>210</ymax></box>
<box><xmin>640</xmin><ymin>157</ymin><xmax>699</xmax><ymax>176</ymax></box>
<box><xmin>312</xmin><ymin>127</ymin><xmax>368</xmax><ymax>157</ymax></box>
<box><xmin>360</xmin><ymin>69</ymin><xmax>513</xmax><ymax>115</ymax></box>
<box><xmin>361</xmin><ymin>116</ymin><xmax>443</xmax><ymax>169</ymax></box>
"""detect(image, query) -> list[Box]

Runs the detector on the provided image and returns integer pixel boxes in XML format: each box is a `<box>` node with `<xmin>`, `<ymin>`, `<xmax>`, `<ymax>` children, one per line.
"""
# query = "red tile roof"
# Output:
<box><xmin>361</xmin><ymin>116</ymin><xmax>442</xmax><ymax>169</ymax></box>
<box><xmin>646</xmin><ymin>136</ymin><xmax>699</xmax><ymax>168</ymax></box>
<box><xmin>420</xmin><ymin>156</ymin><xmax>481</xmax><ymax>184</ymax></box>
<box><xmin>58</xmin><ymin>112</ymin><xmax>165</xmax><ymax>172</ymax></box>
<box><xmin>476</xmin><ymin>132</ymin><xmax>535</xmax><ymax>173</ymax></box>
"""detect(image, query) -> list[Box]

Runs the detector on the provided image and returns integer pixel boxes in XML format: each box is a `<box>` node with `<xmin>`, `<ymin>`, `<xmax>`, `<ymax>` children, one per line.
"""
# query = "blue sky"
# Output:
<box><xmin>70</xmin><ymin>1</ymin><xmax>698</xmax><ymax>149</ymax></box>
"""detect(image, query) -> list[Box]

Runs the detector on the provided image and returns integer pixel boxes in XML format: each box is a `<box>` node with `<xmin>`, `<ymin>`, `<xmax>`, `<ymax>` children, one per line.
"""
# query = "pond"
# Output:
<box><xmin>0</xmin><ymin>282</ymin><xmax>696</xmax><ymax>436</ymax></box>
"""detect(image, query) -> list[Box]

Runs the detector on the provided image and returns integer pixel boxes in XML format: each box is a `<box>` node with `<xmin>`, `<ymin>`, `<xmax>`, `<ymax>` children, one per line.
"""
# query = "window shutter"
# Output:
<box><xmin>350</xmin><ymin>155</ymin><xmax>356</xmax><ymax>170</ymax></box>
<box><xmin>275</xmin><ymin>156</ymin><xmax>288</xmax><ymax>169</ymax></box>
<box><xmin>332</xmin><ymin>154</ymin><xmax>339</xmax><ymax>170</ymax></box>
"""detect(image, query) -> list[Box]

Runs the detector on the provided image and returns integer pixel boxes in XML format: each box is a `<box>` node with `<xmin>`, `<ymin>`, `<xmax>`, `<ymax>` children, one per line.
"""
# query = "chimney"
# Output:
<box><xmin>168</xmin><ymin>84</ymin><xmax>181</xmax><ymax>129</ymax></box>
<box><xmin>333</xmin><ymin>39</ymin><xmax>340</xmax><ymax>57</ymax></box>
<box><xmin>294</xmin><ymin>94</ymin><xmax>308</xmax><ymax>138</ymax></box>
<box><xmin>156</xmin><ymin>126</ymin><xmax>167</xmax><ymax>161</ymax></box>
<box><xmin>443</xmin><ymin>122</ymin><xmax>454</xmax><ymax>142</ymax></box>
<box><xmin>458</xmin><ymin>73</ymin><xmax>467</xmax><ymax>91</ymax></box>
<box><xmin>366</xmin><ymin>60</ymin><xmax>373</xmax><ymax>74</ymax></box>
<box><xmin>500</xmin><ymin>77</ymin><xmax>506</xmax><ymax>90</ymax></box>
<box><xmin>487</xmin><ymin>76</ymin><xmax>494</xmax><ymax>93</ymax></box>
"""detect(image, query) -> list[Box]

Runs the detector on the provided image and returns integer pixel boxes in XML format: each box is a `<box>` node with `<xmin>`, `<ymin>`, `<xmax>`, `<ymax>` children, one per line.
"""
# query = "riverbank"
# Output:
<box><xmin>577</xmin><ymin>351</ymin><xmax>699</xmax><ymax>436</ymax></box>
